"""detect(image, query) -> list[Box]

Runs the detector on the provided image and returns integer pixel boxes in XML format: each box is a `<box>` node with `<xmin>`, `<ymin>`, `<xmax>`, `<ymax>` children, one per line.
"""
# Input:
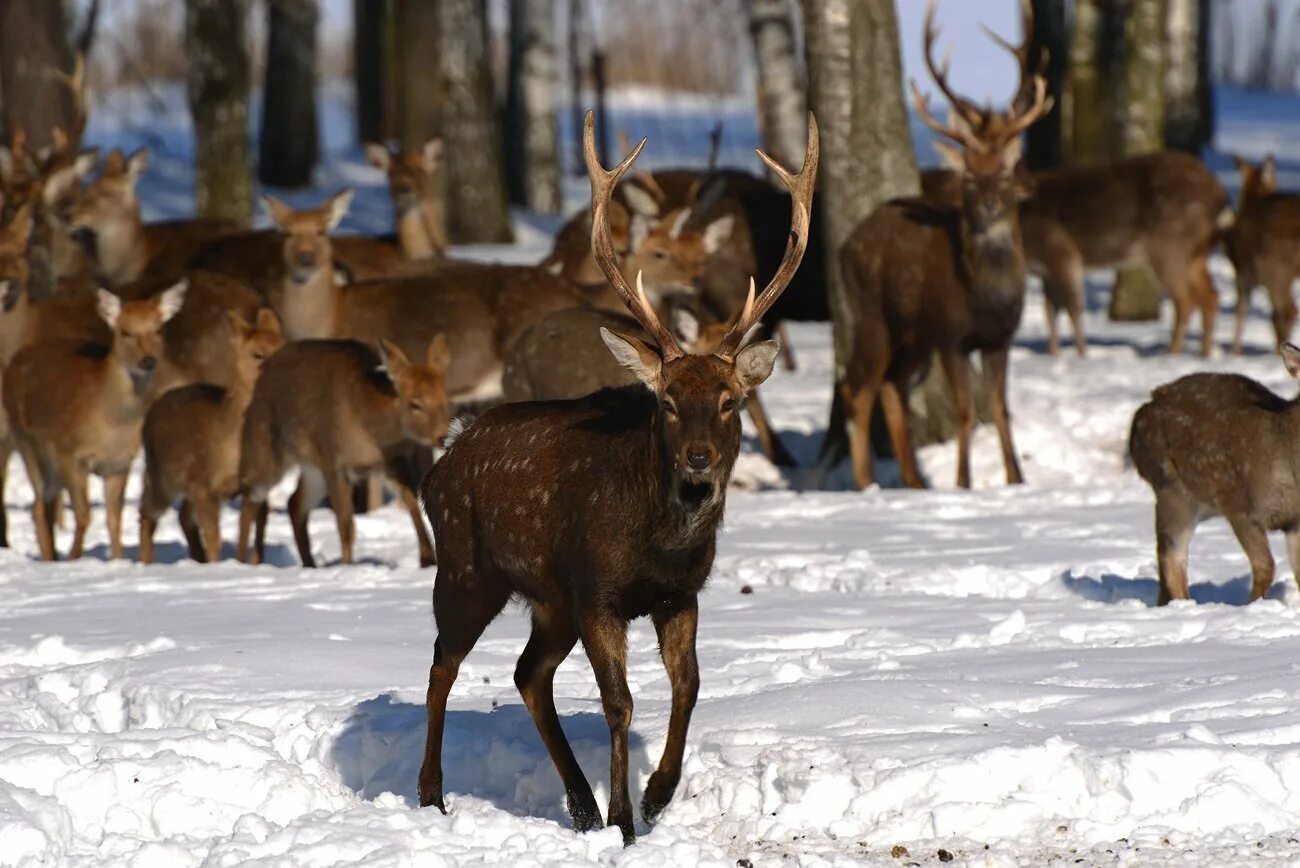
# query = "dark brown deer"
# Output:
<box><xmin>1227</xmin><ymin>155</ymin><xmax>1300</xmax><ymax>353</ymax></box>
<box><xmin>366</xmin><ymin>138</ymin><xmax>448</xmax><ymax>260</ymax></box>
<box><xmin>415</xmin><ymin>111</ymin><xmax>816</xmax><ymax>844</ymax></box>
<box><xmin>840</xmin><ymin>0</ymin><xmax>1050</xmax><ymax>490</ymax></box>
<box><xmin>1129</xmin><ymin>343</ymin><xmax>1300</xmax><ymax>605</ymax></box>
<box><xmin>501</xmin><ymin>304</ymin><xmax>796</xmax><ymax>466</ymax></box>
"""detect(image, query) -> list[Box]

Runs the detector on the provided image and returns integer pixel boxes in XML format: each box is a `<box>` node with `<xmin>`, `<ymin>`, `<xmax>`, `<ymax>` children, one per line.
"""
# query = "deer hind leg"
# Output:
<box><xmin>192</xmin><ymin>492</ymin><xmax>222</xmax><ymax>563</ymax></box>
<box><xmin>1232</xmin><ymin>270</ymin><xmax>1255</xmax><ymax>354</ymax></box>
<box><xmin>386</xmin><ymin>448</ymin><xmax>436</xmax><ymax>566</ymax></box>
<box><xmin>418</xmin><ymin>571</ymin><xmax>510</xmax><ymax>813</ymax></box>
<box><xmin>578</xmin><ymin>607</ymin><xmax>635</xmax><ymax>844</ymax></box>
<box><xmin>1228</xmin><ymin>515</ymin><xmax>1275</xmax><ymax>602</ymax></box>
<box><xmin>102</xmin><ymin>472</ymin><xmax>128</xmax><ymax>560</ymax></box>
<box><xmin>61</xmin><ymin>461</ymin><xmax>91</xmax><ymax>561</ymax></box>
<box><xmin>19</xmin><ymin>445</ymin><xmax>58</xmax><ymax>561</ymax></box>
<box><xmin>1042</xmin><ymin>290</ymin><xmax>1062</xmax><ymax>358</ymax></box>
<box><xmin>938</xmin><ymin>350</ymin><xmax>974</xmax><ymax>490</ymax></box>
<box><xmin>981</xmin><ymin>347</ymin><xmax>1024</xmax><ymax>486</ymax></box>
<box><xmin>744</xmin><ymin>390</ymin><xmax>796</xmax><ymax>467</ymax></box>
<box><xmin>1285</xmin><ymin>528</ymin><xmax>1300</xmax><ymax>595</ymax></box>
<box><xmin>842</xmin><ymin>378</ymin><xmax>881</xmax><ymax>490</ymax></box>
<box><xmin>642</xmin><ymin>598</ymin><xmax>700</xmax><ymax>827</ymax></box>
<box><xmin>326</xmin><ymin>471</ymin><xmax>357</xmax><ymax>565</ymax></box>
<box><xmin>1262</xmin><ymin>267</ymin><xmax>1298</xmax><ymax>350</ymax></box>
<box><xmin>1154</xmin><ymin>489</ymin><xmax>1198</xmax><ymax>605</ymax></box>
<box><xmin>1190</xmin><ymin>255</ymin><xmax>1218</xmax><ymax>357</ymax></box>
<box><xmin>288</xmin><ymin>468</ymin><xmax>327</xmax><ymax>568</ymax></box>
<box><xmin>398</xmin><ymin>484</ymin><xmax>435</xmax><ymax>567</ymax></box>
<box><xmin>879</xmin><ymin>378</ymin><xmax>923</xmax><ymax>489</ymax></box>
<box><xmin>177</xmin><ymin>499</ymin><xmax>207</xmax><ymax>562</ymax></box>
<box><xmin>775</xmin><ymin>322</ymin><xmax>797</xmax><ymax>371</ymax></box>
<box><xmin>513</xmin><ymin>601</ymin><xmax>597</xmax><ymax>831</ymax></box>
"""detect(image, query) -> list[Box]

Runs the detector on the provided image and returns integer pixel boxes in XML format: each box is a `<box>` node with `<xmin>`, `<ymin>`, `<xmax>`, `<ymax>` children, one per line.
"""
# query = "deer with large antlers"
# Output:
<box><xmin>417</xmin><ymin>111</ymin><xmax>817</xmax><ymax>843</ymax></box>
<box><xmin>840</xmin><ymin>0</ymin><xmax>1050</xmax><ymax>490</ymax></box>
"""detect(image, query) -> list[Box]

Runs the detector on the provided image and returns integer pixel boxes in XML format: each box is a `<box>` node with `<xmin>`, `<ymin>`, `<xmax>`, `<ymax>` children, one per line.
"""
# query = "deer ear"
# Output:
<box><xmin>1284</xmin><ymin>342</ymin><xmax>1300</xmax><ymax>377</ymax></box>
<box><xmin>732</xmin><ymin>339</ymin><xmax>779</xmax><ymax>393</ymax></box>
<box><xmin>628</xmin><ymin>214</ymin><xmax>652</xmax><ymax>253</ymax></box>
<box><xmin>255</xmin><ymin>306</ymin><xmax>282</xmax><ymax>335</ymax></box>
<box><xmin>157</xmin><ymin>279</ymin><xmax>189</xmax><ymax>322</ymax></box>
<box><xmin>934</xmin><ymin>140</ymin><xmax>964</xmax><ymax>172</ymax></box>
<box><xmin>42</xmin><ymin>164</ymin><xmax>81</xmax><ymax>209</ymax></box>
<box><xmin>326</xmin><ymin>188</ymin><xmax>354</xmax><ymax>230</ymax></box>
<box><xmin>262</xmin><ymin>194</ymin><xmax>293</xmax><ymax>229</ymax></box>
<box><xmin>125</xmin><ymin>148</ymin><xmax>150</xmax><ymax>188</ymax></box>
<box><xmin>670</xmin><ymin>305</ymin><xmax>701</xmax><ymax>347</ymax></box>
<box><xmin>0</xmin><ymin>280</ymin><xmax>20</xmax><ymax>312</ymax></box>
<box><xmin>622</xmin><ymin>184</ymin><xmax>661</xmax><ymax>218</ymax></box>
<box><xmin>422</xmin><ymin>138</ymin><xmax>444</xmax><ymax>171</ymax></box>
<box><xmin>365</xmin><ymin>143</ymin><xmax>391</xmax><ymax>171</ymax></box>
<box><xmin>999</xmin><ymin>137</ymin><xmax>1024</xmax><ymax>173</ymax></box>
<box><xmin>96</xmin><ymin>289</ymin><xmax>121</xmax><ymax>327</ymax></box>
<box><xmin>703</xmin><ymin>214</ymin><xmax>734</xmax><ymax>254</ymax></box>
<box><xmin>1262</xmin><ymin>155</ymin><xmax>1278</xmax><ymax>190</ymax></box>
<box><xmin>225</xmin><ymin>308</ymin><xmax>253</xmax><ymax>338</ymax></box>
<box><xmin>73</xmin><ymin>149</ymin><xmax>99</xmax><ymax>179</ymax></box>
<box><xmin>426</xmin><ymin>333</ymin><xmax>451</xmax><ymax>373</ymax></box>
<box><xmin>600</xmin><ymin>327</ymin><xmax>662</xmax><ymax>393</ymax></box>
<box><xmin>379</xmin><ymin>338</ymin><xmax>412</xmax><ymax>379</ymax></box>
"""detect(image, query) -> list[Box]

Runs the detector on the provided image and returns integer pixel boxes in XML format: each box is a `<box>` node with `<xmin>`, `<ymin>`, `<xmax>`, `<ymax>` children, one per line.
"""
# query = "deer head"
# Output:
<box><xmin>64</xmin><ymin>148</ymin><xmax>148</xmax><ymax>234</ymax></box>
<box><xmin>263</xmin><ymin>189</ymin><xmax>354</xmax><ymax>283</ymax></box>
<box><xmin>0</xmin><ymin>201</ymin><xmax>34</xmax><ymax>304</ymax></box>
<box><xmin>225</xmin><ymin>307</ymin><xmax>287</xmax><ymax>383</ymax></box>
<box><xmin>586</xmin><ymin>110</ymin><xmax>816</xmax><ymax>486</ymax></box>
<box><xmin>96</xmin><ymin>279</ymin><xmax>188</xmax><ymax>380</ymax></box>
<box><xmin>379</xmin><ymin>335</ymin><xmax>452</xmax><ymax>447</ymax></box>
<box><xmin>913</xmin><ymin>0</ymin><xmax>1051</xmax><ymax>233</ymax></box>
<box><xmin>1235</xmin><ymin>155</ymin><xmax>1279</xmax><ymax>205</ymax></box>
<box><xmin>367</xmin><ymin>139</ymin><xmax>443</xmax><ymax>219</ymax></box>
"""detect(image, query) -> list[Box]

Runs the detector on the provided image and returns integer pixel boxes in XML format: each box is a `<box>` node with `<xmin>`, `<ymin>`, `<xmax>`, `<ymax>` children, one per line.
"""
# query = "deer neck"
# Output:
<box><xmin>95</xmin><ymin>210</ymin><xmax>150</xmax><ymax>287</ymax></box>
<box><xmin>961</xmin><ymin>214</ymin><xmax>1026</xmax><ymax>310</ymax></box>
<box><xmin>280</xmin><ymin>262</ymin><xmax>341</xmax><ymax>340</ymax></box>
<box><xmin>642</xmin><ymin>421</ymin><xmax>730</xmax><ymax>552</ymax></box>
<box><xmin>104</xmin><ymin>344</ymin><xmax>151</xmax><ymax>420</ymax></box>
<box><xmin>397</xmin><ymin>200</ymin><xmax>444</xmax><ymax>260</ymax></box>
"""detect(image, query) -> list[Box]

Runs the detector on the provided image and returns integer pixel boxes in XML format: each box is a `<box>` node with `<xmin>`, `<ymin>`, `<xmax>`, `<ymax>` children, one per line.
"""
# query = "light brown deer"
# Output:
<box><xmin>236</xmin><ymin>335</ymin><xmax>451</xmax><ymax>568</ymax></box>
<box><xmin>63</xmin><ymin>148</ymin><xmax>241</xmax><ymax>286</ymax></box>
<box><xmin>139</xmin><ymin>307</ymin><xmax>286</xmax><ymax>564</ymax></box>
<box><xmin>416</xmin><ymin>111</ymin><xmax>816</xmax><ymax>844</ymax></box>
<box><xmin>366</xmin><ymin>138</ymin><xmax>448</xmax><ymax>260</ymax></box>
<box><xmin>3</xmin><ymin>280</ymin><xmax>188</xmax><ymax>560</ymax></box>
<box><xmin>501</xmin><ymin>304</ymin><xmax>796</xmax><ymax>466</ymax></box>
<box><xmin>1227</xmin><ymin>155</ymin><xmax>1300</xmax><ymax>353</ymax></box>
<box><xmin>840</xmin><ymin>0</ymin><xmax>1051</xmax><ymax>490</ymax></box>
<box><xmin>1129</xmin><ymin>343</ymin><xmax>1300</xmax><ymax>605</ymax></box>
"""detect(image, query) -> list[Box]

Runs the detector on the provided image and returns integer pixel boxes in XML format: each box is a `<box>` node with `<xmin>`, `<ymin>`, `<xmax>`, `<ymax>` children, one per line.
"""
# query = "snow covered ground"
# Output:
<box><xmin>8</xmin><ymin>89</ymin><xmax>1300</xmax><ymax>865</ymax></box>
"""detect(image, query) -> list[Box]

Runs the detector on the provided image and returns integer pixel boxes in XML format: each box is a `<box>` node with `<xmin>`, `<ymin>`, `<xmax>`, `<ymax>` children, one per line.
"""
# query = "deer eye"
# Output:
<box><xmin>662</xmin><ymin>398</ymin><xmax>678</xmax><ymax>418</ymax></box>
<box><xmin>409</xmin><ymin>401</ymin><xmax>424</xmax><ymax>413</ymax></box>
<box><xmin>252</xmin><ymin>351</ymin><xmax>265</xmax><ymax>361</ymax></box>
<box><xmin>653</xmin><ymin>250</ymin><xmax>669</xmax><ymax>260</ymax></box>
<box><xmin>720</xmin><ymin>396</ymin><xmax>737</xmax><ymax>414</ymax></box>
<box><xmin>119</xmin><ymin>329</ymin><xmax>133</xmax><ymax>338</ymax></box>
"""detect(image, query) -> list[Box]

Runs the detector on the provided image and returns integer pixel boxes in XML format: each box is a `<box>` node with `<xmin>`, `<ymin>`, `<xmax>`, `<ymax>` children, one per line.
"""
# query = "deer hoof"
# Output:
<box><xmin>640</xmin><ymin>772</ymin><xmax>678</xmax><ymax>825</ymax></box>
<box><xmin>417</xmin><ymin>782</ymin><xmax>446</xmax><ymax>813</ymax></box>
<box><xmin>567</xmin><ymin>791</ymin><xmax>603</xmax><ymax>833</ymax></box>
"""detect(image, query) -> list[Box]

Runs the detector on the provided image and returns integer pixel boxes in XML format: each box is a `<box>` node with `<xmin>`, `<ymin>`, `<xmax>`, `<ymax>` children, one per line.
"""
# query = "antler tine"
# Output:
<box><xmin>999</xmin><ymin>75</ymin><xmax>1053</xmax><ymax>142</ymax></box>
<box><xmin>910</xmin><ymin>81</ymin><xmax>983</xmax><ymax>151</ymax></box>
<box><xmin>46</xmin><ymin>53</ymin><xmax>89</xmax><ymax>153</ymax></box>
<box><xmin>716</xmin><ymin>113</ymin><xmax>819</xmax><ymax>360</ymax></box>
<box><xmin>921</xmin><ymin>0</ymin><xmax>984</xmax><ymax>130</ymax></box>
<box><xmin>584</xmin><ymin>111</ymin><xmax>684</xmax><ymax>360</ymax></box>
<box><xmin>985</xmin><ymin>0</ymin><xmax>1049</xmax><ymax>116</ymax></box>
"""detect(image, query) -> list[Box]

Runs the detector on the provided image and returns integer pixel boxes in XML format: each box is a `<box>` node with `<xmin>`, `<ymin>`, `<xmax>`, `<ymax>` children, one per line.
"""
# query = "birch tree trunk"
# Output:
<box><xmin>746</xmin><ymin>0</ymin><xmax>806</xmax><ymax>171</ymax></box>
<box><xmin>0</xmin><ymin>0</ymin><xmax>76</xmax><ymax>150</ymax></box>
<box><xmin>1164</xmin><ymin>0</ymin><xmax>1212</xmax><ymax>153</ymax></box>
<box><xmin>185</xmin><ymin>0</ymin><xmax>253</xmax><ymax>224</ymax></box>
<box><xmin>260</xmin><ymin>0</ymin><xmax>319</xmax><ymax>188</ymax></box>
<box><xmin>439</xmin><ymin>0</ymin><xmax>513</xmax><ymax>243</ymax></box>
<box><xmin>505</xmin><ymin>0</ymin><xmax>561</xmax><ymax>213</ymax></box>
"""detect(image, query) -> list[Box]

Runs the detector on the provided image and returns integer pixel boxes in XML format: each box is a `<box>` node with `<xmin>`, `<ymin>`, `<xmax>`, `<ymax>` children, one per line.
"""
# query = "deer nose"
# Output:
<box><xmin>138</xmin><ymin>356</ymin><xmax>157</xmax><ymax>371</ymax></box>
<box><xmin>686</xmin><ymin>451</ymin><xmax>711</xmax><ymax>473</ymax></box>
<box><xmin>295</xmin><ymin>252</ymin><xmax>316</xmax><ymax>269</ymax></box>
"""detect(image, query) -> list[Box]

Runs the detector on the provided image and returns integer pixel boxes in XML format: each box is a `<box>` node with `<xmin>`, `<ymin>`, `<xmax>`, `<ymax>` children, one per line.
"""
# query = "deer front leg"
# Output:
<box><xmin>326</xmin><ymin>471</ymin><xmax>357</xmax><ymax>565</ymax></box>
<box><xmin>642</xmin><ymin>598</ymin><xmax>699</xmax><ymax>826</ymax></box>
<box><xmin>580</xmin><ymin>607</ymin><xmax>635</xmax><ymax>844</ymax></box>
<box><xmin>980</xmin><ymin>348</ymin><xmax>1024</xmax><ymax>485</ymax></box>
<box><xmin>938</xmin><ymin>350</ymin><xmax>974</xmax><ymax>490</ymax></box>
<box><xmin>103</xmin><ymin>472</ymin><xmax>128</xmax><ymax>560</ymax></box>
<box><xmin>62</xmin><ymin>462</ymin><xmax>91</xmax><ymax>560</ymax></box>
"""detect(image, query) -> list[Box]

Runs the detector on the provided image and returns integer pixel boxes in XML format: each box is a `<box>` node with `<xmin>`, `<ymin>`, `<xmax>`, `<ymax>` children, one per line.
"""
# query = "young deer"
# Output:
<box><xmin>1129</xmin><ymin>343</ymin><xmax>1300</xmax><ymax>604</ymax></box>
<box><xmin>501</xmin><ymin>304</ymin><xmax>796</xmax><ymax>466</ymax></box>
<box><xmin>416</xmin><ymin>111</ymin><xmax>816</xmax><ymax>844</ymax></box>
<box><xmin>1227</xmin><ymin>155</ymin><xmax>1300</xmax><ymax>353</ymax></box>
<box><xmin>64</xmin><ymin>148</ymin><xmax>240</xmax><ymax>286</ymax></box>
<box><xmin>4</xmin><ymin>280</ymin><xmax>188</xmax><ymax>560</ymax></box>
<box><xmin>366</xmin><ymin>139</ymin><xmax>448</xmax><ymax>260</ymax></box>
<box><xmin>839</xmin><ymin>0</ymin><xmax>1050</xmax><ymax>490</ymax></box>
<box><xmin>139</xmin><ymin>307</ymin><xmax>286</xmax><ymax>564</ymax></box>
<box><xmin>236</xmin><ymin>336</ymin><xmax>451</xmax><ymax>568</ymax></box>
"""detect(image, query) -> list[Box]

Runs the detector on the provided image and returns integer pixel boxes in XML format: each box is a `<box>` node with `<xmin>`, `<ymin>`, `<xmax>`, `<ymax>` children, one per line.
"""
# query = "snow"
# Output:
<box><xmin>8</xmin><ymin>89</ymin><xmax>1300</xmax><ymax>866</ymax></box>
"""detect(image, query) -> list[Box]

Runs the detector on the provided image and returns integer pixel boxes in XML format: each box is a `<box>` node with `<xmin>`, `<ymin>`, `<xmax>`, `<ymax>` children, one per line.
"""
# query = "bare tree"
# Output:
<box><xmin>1066</xmin><ymin>0</ymin><xmax>1124</xmax><ymax>164</ymax></box>
<box><xmin>438</xmin><ymin>0</ymin><xmax>513</xmax><ymax>243</ymax></box>
<box><xmin>185</xmin><ymin>0</ymin><xmax>253</xmax><ymax>223</ymax></box>
<box><xmin>1026</xmin><ymin>0</ymin><xmax>1068</xmax><ymax>170</ymax></box>
<box><xmin>0</xmin><ymin>0</ymin><xmax>77</xmax><ymax>149</ymax></box>
<box><xmin>746</xmin><ymin>0</ymin><xmax>806</xmax><ymax>170</ymax></box>
<box><xmin>505</xmin><ymin>0</ymin><xmax>561</xmax><ymax>212</ymax></box>
<box><xmin>1164</xmin><ymin>0</ymin><xmax>1212</xmax><ymax>152</ymax></box>
<box><xmin>394</xmin><ymin>0</ymin><xmax>442</xmax><ymax>150</ymax></box>
<box><xmin>353</xmin><ymin>0</ymin><xmax>390</xmax><ymax>143</ymax></box>
<box><xmin>260</xmin><ymin>0</ymin><xmax>319</xmax><ymax>188</ymax></box>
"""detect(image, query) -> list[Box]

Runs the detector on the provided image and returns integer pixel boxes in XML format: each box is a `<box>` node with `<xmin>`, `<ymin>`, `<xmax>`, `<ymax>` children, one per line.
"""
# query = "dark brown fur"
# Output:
<box><xmin>1227</xmin><ymin>156</ymin><xmax>1300</xmax><ymax>352</ymax></box>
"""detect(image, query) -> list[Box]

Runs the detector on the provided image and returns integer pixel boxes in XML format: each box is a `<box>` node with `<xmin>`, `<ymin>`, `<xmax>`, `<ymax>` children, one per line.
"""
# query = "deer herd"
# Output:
<box><xmin>0</xmin><ymin>0</ymin><xmax>1296</xmax><ymax>844</ymax></box>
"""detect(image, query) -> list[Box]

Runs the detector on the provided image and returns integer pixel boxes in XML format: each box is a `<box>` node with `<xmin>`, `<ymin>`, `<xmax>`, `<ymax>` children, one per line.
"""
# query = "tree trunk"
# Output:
<box><xmin>1110</xmin><ymin>0</ymin><xmax>1167</xmax><ymax>323</ymax></box>
<box><xmin>260</xmin><ymin>0</ymin><xmax>319</xmax><ymax>188</ymax></box>
<box><xmin>505</xmin><ymin>0</ymin><xmax>561</xmax><ymax>212</ymax></box>
<box><xmin>1065</xmin><ymin>0</ymin><xmax>1124</xmax><ymax>165</ymax></box>
<box><xmin>438</xmin><ymin>0</ymin><xmax>513</xmax><ymax>243</ymax></box>
<box><xmin>1164</xmin><ymin>0</ymin><xmax>1212</xmax><ymax>153</ymax></box>
<box><xmin>745</xmin><ymin>0</ymin><xmax>806</xmax><ymax>172</ymax></box>
<box><xmin>353</xmin><ymin>0</ymin><xmax>390</xmax><ymax>144</ymax></box>
<box><xmin>0</xmin><ymin>0</ymin><xmax>76</xmax><ymax>150</ymax></box>
<box><xmin>802</xmin><ymin>0</ymin><xmax>917</xmax><ymax>384</ymax></box>
<box><xmin>394</xmin><ymin>0</ymin><xmax>442</xmax><ymax>151</ymax></box>
<box><xmin>186</xmin><ymin>0</ymin><xmax>252</xmax><ymax>224</ymax></box>
<box><xmin>1025</xmin><ymin>0</ymin><xmax>1068</xmax><ymax>170</ymax></box>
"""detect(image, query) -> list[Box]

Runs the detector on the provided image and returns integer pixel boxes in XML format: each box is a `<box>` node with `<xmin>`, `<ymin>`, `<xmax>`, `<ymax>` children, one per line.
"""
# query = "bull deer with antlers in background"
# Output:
<box><xmin>840</xmin><ymin>0</ymin><xmax>1051</xmax><ymax>490</ymax></box>
<box><xmin>416</xmin><ymin>111</ymin><xmax>817</xmax><ymax>843</ymax></box>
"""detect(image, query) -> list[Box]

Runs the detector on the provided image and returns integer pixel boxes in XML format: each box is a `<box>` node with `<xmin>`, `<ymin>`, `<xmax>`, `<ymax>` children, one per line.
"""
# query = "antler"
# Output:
<box><xmin>714</xmin><ymin>113</ymin><xmax>819</xmax><ymax>361</ymax></box>
<box><xmin>921</xmin><ymin>0</ymin><xmax>984</xmax><ymax>131</ymax></box>
<box><xmin>985</xmin><ymin>0</ymin><xmax>1049</xmax><ymax>116</ymax></box>
<box><xmin>46</xmin><ymin>54</ymin><xmax>89</xmax><ymax>155</ymax></box>
<box><xmin>585</xmin><ymin>112</ymin><xmax>685</xmax><ymax>361</ymax></box>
